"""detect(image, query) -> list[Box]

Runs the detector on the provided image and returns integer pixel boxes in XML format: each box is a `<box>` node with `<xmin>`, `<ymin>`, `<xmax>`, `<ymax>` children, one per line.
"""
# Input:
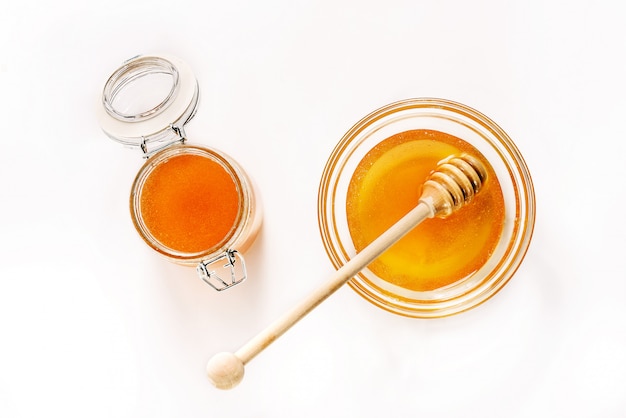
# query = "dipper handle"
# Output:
<box><xmin>207</xmin><ymin>153</ymin><xmax>487</xmax><ymax>390</ymax></box>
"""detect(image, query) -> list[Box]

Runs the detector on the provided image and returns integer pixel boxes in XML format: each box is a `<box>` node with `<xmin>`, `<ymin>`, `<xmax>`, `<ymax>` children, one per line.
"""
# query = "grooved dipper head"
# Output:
<box><xmin>420</xmin><ymin>154</ymin><xmax>488</xmax><ymax>218</ymax></box>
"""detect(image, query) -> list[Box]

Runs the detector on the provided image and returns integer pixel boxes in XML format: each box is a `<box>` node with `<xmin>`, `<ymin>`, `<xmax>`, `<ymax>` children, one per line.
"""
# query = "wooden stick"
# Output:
<box><xmin>206</xmin><ymin>154</ymin><xmax>486</xmax><ymax>390</ymax></box>
<box><xmin>242</xmin><ymin>202</ymin><xmax>433</xmax><ymax>364</ymax></box>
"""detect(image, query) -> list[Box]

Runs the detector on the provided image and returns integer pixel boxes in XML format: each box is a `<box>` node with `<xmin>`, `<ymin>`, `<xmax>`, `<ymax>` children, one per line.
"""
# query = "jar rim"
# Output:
<box><xmin>317</xmin><ymin>98</ymin><xmax>536</xmax><ymax>318</ymax></box>
<box><xmin>130</xmin><ymin>145</ymin><xmax>253</xmax><ymax>265</ymax></box>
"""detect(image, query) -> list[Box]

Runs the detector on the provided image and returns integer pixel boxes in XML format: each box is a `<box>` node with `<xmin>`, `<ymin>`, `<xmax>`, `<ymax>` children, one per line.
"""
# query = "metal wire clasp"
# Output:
<box><xmin>140</xmin><ymin>124</ymin><xmax>186</xmax><ymax>158</ymax></box>
<box><xmin>197</xmin><ymin>250</ymin><xmax>247</xmax><ymax>291</ymax></box>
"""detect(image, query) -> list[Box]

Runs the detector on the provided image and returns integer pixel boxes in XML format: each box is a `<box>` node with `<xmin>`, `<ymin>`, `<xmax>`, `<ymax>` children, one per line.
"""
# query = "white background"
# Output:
<box><xmin>1</xmin><ymin>0</ymin><xmax>625</xmax><ymax>417</ymax></box>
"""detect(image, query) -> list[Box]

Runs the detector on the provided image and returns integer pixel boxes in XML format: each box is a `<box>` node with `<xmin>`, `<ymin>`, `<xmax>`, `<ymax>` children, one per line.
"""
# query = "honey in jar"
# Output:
<box><xmin>138</xmin><ymin>152</ymin><xmax>238</xmax><ymax>254</ymax></box>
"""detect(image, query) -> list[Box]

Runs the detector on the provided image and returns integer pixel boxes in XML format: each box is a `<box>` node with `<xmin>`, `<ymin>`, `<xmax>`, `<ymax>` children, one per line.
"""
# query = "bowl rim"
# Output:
<box><xmin>317</xmin><ymin>98</ymin><xmax>536</xmax><ymax>318</ymax></box>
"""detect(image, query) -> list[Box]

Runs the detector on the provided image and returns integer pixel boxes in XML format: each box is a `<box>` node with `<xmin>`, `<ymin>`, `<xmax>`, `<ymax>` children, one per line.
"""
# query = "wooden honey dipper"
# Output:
<box><xmin>207</xmin><ymin>154</ymin><xmax>488</xmax><ymax>389</ymax></box>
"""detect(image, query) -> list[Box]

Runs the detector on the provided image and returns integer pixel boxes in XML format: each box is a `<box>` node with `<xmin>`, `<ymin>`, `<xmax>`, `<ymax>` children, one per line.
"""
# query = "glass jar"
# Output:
<box><xmin>98</xmin><ymin>54</ymin><xmax>261</xmax><ymax>291</ymax></box>
<box><xmin>318</xmin><ymin>98</ymin><xmax>535</xmax><ymax>317</ymax></box>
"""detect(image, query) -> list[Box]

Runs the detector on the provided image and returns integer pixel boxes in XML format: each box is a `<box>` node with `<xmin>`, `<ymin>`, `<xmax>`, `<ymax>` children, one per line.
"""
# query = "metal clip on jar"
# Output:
<box><xmin>97</xmin><ymin>54</ymin><xmax>262</xmax><ymax>291</ymax></box>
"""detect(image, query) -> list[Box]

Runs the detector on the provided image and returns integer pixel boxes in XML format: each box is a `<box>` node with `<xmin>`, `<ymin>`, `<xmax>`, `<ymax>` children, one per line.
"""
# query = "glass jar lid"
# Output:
<box><xmin>97</xmin><ymin>54</ymin><xmax>199</xmax><ymax>157</ymax></box>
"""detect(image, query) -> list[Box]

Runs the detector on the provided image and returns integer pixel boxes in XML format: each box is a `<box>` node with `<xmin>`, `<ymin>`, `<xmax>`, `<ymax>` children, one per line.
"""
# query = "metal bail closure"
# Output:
<box><xmin>197</xmin><ymin>250</ymin><xmax>247</xmax><ymax>291</ymax></box>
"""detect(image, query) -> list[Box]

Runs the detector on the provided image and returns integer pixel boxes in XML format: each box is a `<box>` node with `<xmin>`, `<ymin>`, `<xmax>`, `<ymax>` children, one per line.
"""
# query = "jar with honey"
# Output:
<box><xmin>318</xmin><ymin>98</ymin><xmax>535</xmax><ymax>317</ymax></box>
<box><xmin>97</xmin><ymin>54</ymin><xmax>262</xmax><ymax>290</ymax></box>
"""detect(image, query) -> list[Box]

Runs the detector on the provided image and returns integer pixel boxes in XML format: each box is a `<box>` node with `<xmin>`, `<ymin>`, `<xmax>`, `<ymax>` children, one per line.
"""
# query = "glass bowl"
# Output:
<box><xmin>317</xmin><ymin>98</ymin><xmax>535</xmax><ymax>318</ymax></box>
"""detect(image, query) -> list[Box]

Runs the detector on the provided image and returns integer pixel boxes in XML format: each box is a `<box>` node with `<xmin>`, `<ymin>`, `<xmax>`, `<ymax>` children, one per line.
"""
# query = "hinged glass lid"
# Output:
<box><xmin>97</xmin><ymin>54</ymin><xmax>199</xmax><ymax>157</ymax></box>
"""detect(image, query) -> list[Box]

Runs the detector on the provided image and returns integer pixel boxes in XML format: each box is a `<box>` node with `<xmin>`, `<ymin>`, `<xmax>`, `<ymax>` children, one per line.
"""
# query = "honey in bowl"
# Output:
<box><xmin>346</xmin><ymin>129</ymin><xmax>505</xmax><ymax>292</ymax></box>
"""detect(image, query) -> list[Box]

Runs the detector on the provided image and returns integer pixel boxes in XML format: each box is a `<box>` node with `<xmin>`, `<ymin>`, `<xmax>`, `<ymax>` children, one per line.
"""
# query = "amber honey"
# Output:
<box><xmin>128</xmin><ymin>144</ymin><xmax>259</xmax><ymax>267</ymax></box>
<box><xmin>346</xmin><ymin>129</ymin><xmax>505</xmax><ymax>292</ymax></box>
<box><xmin>138</xmin><ymin>152</ymin><xmax>241</xmax><ymax>254</ymax></box>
